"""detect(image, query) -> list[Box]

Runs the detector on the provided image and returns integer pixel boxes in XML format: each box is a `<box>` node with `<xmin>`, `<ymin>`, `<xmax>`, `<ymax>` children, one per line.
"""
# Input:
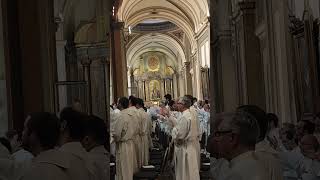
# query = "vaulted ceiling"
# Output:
<box><xmin>118</xmin><ymin>0</ymin><xmax>210</xmax><ymax>71</ymax></box>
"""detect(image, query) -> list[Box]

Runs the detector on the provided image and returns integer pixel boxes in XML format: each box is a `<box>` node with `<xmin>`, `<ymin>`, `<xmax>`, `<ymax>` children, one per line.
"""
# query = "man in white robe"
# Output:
<box><xmin>136</xmin><ymin>98</ymin><xmax>152</xmax><ymax>166</ymax></box>
<box><xmin>172</xmin><ymin>96</ymin><xmax>200</xmax><ymax>180</ymax></box>
<box><xmin>110</xmin><ymin>106</ymin><xmax>120</xmax><ymax>157</ymax></box>
<box><xmin>113</xmin><ymin>97</ymin><xmax>138</xmax><ymax>180</ymax></box>
<box><xmin>129</xmin><ymin>96</ymin><xmax>143</xmax><ymax>169</ymax></box>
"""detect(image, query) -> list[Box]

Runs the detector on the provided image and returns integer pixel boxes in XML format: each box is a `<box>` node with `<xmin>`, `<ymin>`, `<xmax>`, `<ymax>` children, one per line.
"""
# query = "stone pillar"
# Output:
<box><xmin>127</xmin><ymin>68</ymin><xmax>132</xmax><ymax>96</ymax></box>
<box><xmin>235</xmin><ymin>1</ymin><xmax>265</xmax><ymax>109</ymax></box>
<box><xmin>111</xmin><ymin>22</ymin><xmax>128</xmax><ymax>99</ymax></box>
<box><xmin>146</xmin><ymin>80</ymin><xmax>150</xmax><ymax>101</ymax></box>
<box><xmin>96</xmin><ymin>0</ymin><xmax>110</xmax><ymax>41</ymax></box>
<box><xmin>0</xmin><ymin>1</ymin><xmax>8</xmax><ymax>135</ymax></box>
<box><xmin>194</xmin><ymin>55</ymin><xmax>203</xmax><ymax>100</ymax></box>
<box><xmin>3</xmin><ymin>0</ymin><xmax>57</xmax><ymax>131</ymax></box>
<box><xmin>179</xmin><ymin>71</ymin><xmax>185</xmax><ymax>96</ymax></box>
<box><xmin>143</xmin><ymin>80</ymin><xmax>146</xmax><ymax>101</ymax></box>
<box><xmin>210</xmin><ymin>0</ymin><xmax>238</xmax><ymax>113</ymax></box>
<box><xmin>56</xmin><ymin>40</ymin><xmax>67</xmax><ymax>112</ymax></box>
<box><xmin>184</xmin><ymin>62</ymin><xmax>193</xmax><ymax>95</ymax></box>
<box><xmin>173</xmin><ymin>74</ymin><xmax>178</xmax><ymax>99</ymax></box>
<box><xmin>81</xmin><ymin>58</ymin><xmax>93</xmax><ymax>114</ymax></box>
<box><xmin>138</xmin><ymin>80</ymin><xmax>142</xmax><ymax>99</ymax></box>
<box><xmin>160</xmin><ymin>79</ymin><xmax>165</xmax><ymax>99</ymax></box>
<box><xmin>106</xmin><ymin>58</ymin><xmax>110</xmax><ymax>122</ymax></box>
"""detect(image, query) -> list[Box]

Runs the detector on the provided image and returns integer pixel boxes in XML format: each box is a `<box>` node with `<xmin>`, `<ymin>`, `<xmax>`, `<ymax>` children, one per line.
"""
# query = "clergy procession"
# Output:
<box><xmin>109</xmin><ymin>92</ymin><xmax>320</xmax><ymax>180</ymax></box>
<box><xmin>110</xmin><ymin>94</ymin><xmax>211</xmax><ymax>180</ymax></box>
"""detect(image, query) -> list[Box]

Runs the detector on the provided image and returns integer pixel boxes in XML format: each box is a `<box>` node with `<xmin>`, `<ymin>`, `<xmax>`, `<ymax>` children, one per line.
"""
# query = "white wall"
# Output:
<box><xmin>0</xmin><ymin>1</ymin><xmax>8</xmax><ymax>136</ymax></box>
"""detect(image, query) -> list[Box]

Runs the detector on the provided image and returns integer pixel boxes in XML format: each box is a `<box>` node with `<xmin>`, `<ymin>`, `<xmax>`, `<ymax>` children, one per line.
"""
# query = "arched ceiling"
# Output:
<box><xmin>127</xmin><ymin>33</ymin><xmax>186</xmax><ymax>70</ymax></box>
<box><xmin>118</xmin><ymin>0</ymin><xmax>210</xmax><ymax>53</ymax></box>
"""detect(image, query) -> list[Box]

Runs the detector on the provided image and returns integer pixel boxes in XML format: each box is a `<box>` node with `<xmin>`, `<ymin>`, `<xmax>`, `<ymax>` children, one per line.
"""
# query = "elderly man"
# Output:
<box><xmin>113</xmin><ymin>97</ymin><xmax>138</xmax><ymax>180</ymax></box>
<box><xmin>172</xmin><ymin>96</ymin><xmax>200</xmax><ymax>180</ymax></box>
<box><xmin>213</xmin><ymin>111</ymin><xmax>269</xmax><ymax>180</ymax></box>
<box><xmin>237</xmin><ymin>105</ymin><xmax>283</xmax><ymax>180</ymax></box>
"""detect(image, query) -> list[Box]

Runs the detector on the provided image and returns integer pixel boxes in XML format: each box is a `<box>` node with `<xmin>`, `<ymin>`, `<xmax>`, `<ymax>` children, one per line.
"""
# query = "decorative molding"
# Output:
<box><xmin>289</xmin><ymin>16</ymin><xmax>304</xmax><ymax>35</ymax></box>
<box><xmin>238</xmin><ymin>2</ymin><xmax>255</xmax><ymax>11</ymax></box>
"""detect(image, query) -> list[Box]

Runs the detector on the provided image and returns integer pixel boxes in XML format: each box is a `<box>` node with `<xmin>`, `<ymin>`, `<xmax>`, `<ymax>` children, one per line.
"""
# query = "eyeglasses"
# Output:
<box><xmin>213</xmin><ymin>130</ymin><xmax>233</xmax><ymax>137</ymax></box>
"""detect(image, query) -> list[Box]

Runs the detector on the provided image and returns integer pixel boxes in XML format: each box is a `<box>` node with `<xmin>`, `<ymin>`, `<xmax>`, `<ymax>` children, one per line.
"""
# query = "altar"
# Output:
<box><xmin>128</xmin><ymin>53</ymin><xmax>176</xmax><ymax>102</ymax></box>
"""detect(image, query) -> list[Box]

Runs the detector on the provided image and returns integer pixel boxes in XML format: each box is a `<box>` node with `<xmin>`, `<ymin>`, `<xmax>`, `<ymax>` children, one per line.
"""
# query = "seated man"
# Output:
<box><xmin>82</xmin><ymin>115</ymin><xmax>109</xmax><ymax>180</ymax></box>
<box><xmin>20</xmin><ymin>112</ymin><xmax>69</xmax><ymax>180</ymax></box>
<box><xmin>213</xmin><ymin>111</ymin><xmax>269</xmax><ymax>180</ymax></box>
<box><xmin>298</xmin><ymin>134</ymin><xmax>320</xmax><ymax>179</ymax></box>
<box><xmin>59</xmin><ymin>107</ymin><xmax>98</xmax><ymax>180</ymax></box>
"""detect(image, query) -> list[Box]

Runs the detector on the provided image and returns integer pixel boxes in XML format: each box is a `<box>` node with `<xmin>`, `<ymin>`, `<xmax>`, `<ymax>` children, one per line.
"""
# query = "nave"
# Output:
<box><xmin>110</xmin><ymin>95</ymin><xmax>211</xmax><ymax>180</ymax></box>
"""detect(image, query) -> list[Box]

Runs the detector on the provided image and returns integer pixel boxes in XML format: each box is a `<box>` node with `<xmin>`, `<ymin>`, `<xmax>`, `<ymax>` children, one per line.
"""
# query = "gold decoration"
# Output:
<box><xmin>149</xmin><ymin>80</ymin><xmax>161</xmax><ymax>100</ymax></box>
<box><xmin>148</xmin><ymin>56</ymin><xmax>160</xmax><ymax>71</ymax></box>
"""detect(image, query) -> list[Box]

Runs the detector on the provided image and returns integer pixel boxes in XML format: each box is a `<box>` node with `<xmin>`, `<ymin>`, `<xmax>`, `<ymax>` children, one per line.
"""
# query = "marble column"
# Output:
<box><xmin>0</xmin><ymin>1</ymin><xmax>8</xmax><ymax>135</ymax></box>
<box><xmin>138</xmin><ymin>80</ymin><xmax>142</xmax><ymax>99</ymax></box>
<box><xmin>3</xmin><ymin>0</ymin><xmax>57</xmax><ymax>131</ymax></box>
<box><xmin>160</xmin><ymin>79</ymin><xmax>165</xmax><ymax>100</ymax></box>
<box><xmin>184</xmin><ymin>62</ymin><xmax>193</xmax><ymax>95</ymax></box>
<box><xmin>56</xmin><ymin>40</ymin><xmax>67</xmax><ymax>112</ymax></box>
<box><xmin>235</xmin><ymin>1</ymin><xmax>265</xmax><ymax>109</ymax></box>
<box><xmin>179</xmin><ymin>71</ymin><xmax>185</xmax><ymax>96</ymax></box>
<box><xmin>81</xmin><ymin>58</ymin><xmax>93</xmax><ymax>114</ymax></box>
<box><xmin>194</xmin><ymin>55</ymin><xmax>203</xmax><ymax>100</ymax></box>
<box><xmin>146</xmin><ymin>80</ymin><xmax>150</xmax><ymax>101</ymax></box>
<box><xmin>211</xmin><ymin>0</ymin><xmax>238</xmax><ymax>113</ymax></box>
<box><xmin>106</xmin><ymin>58</ymin><xmax>110</xmax><ymax>123</ymax></box>
<box><xmin>127</xmin><ymin>69</ymin><xmax>132</xmax><ymax>96</ymax></box>
<box><xmin>111</xmin><ymin>22</ymin><xmax>128</xmax><ymax>99</ymax></box>
<box><xmin>173</xmin><ymin>74</ymin><xmax>178</xmax><ymax>99</ymax></box>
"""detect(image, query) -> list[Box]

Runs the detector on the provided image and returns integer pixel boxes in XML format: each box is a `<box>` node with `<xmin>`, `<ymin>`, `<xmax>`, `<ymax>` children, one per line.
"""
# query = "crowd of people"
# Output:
<box><xmin>110</xmin><ymin>94</ymin><xmax>210</xmax><ymax>180</ymax></box>
<box><xmin>2</xmin><ymin>93</ymin><xmax>320</xmax><ymax>180</ymax></box>
<box><xmin>0</xmin><ymin>108</ymin><xmax>109</xmax><ymax>180</ymax></box>
<box><xmin>208</xmin><ymin>105</ymin><xmax>320</xmax><ymax>180</ymax></box>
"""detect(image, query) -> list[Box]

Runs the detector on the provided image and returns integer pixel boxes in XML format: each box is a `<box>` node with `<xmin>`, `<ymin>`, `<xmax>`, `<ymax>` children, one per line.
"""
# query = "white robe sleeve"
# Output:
<box><xmin>112</xmin><ymin>114</ymin><xmax>127</xmax><ymax>142</ymax></box>
<box><xmin>172</xmin><ymin>116</ymin><xmax>190</xmax><ymax>140</ymax></box>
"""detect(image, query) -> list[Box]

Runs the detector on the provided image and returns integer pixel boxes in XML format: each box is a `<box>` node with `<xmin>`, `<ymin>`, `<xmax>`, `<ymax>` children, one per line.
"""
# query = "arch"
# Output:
<box><xmin>126</xmin><ymin>8</ymin><xmax>196</xmax><ymax>52</ymax></box>
<box><xmin>117</xmin><ymin>0</ymin><xmax>210</xmax><ymax>53</ymax></box>
<box><xmin>127</xmin><ymin>33</ymin><xmax>186</xmax><ymax>69</ymax></box>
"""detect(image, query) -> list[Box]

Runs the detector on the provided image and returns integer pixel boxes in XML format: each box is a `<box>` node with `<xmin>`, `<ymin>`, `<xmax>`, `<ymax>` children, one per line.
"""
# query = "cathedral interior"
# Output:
<box><xmin>0</xmin><ymin>0</ymin><xmax>320</xmax><ymax>178</ymax></box>
<box><xmin>1</xmin><ymin>0</ymin><xmax>319</xmax><ymax>133</ymax></box>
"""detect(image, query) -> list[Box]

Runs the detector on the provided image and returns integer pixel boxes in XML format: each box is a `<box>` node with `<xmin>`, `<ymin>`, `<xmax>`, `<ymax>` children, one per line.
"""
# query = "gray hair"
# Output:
<box><xmin>178</xmin><ymin>96</ymin><xmax>192</xmax><ymax>108</ymax></box>
<box><xmin>218</xmin><ymin>111</ymin><xmax>260</xmax><ymax>147</ymax></box>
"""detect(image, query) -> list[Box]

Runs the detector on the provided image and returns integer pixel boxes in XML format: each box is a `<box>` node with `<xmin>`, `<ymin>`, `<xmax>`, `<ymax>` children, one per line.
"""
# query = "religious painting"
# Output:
<box><xmin>148</xmin><ymin>56</ymin><xmax>160</xmax><ymax>72</ymax></box>
<box><xmin>149</xmin><ymin>80</ymin><xmax>161</xmax><ymax>100</ymax></box>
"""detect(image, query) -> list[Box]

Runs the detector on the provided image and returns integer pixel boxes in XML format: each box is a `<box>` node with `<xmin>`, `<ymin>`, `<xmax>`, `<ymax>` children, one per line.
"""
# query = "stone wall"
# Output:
<box><xmin>0</xmin><ymin>0</ymin><xmax>8</xmax><ymax>136</ymax></box>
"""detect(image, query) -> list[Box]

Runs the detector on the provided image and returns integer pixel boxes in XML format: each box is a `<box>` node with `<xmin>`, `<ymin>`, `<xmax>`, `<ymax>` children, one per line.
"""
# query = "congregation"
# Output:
<box><xmin>0</xmin><ymin>108</ymin><xmax>109</xmax><ymax>180</ymax></box>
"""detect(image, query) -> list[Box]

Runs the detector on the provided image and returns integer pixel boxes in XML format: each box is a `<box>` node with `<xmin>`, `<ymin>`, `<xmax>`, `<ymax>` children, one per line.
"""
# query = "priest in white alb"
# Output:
<box><xmin>171</xmin><ymin>96</ymin><xmax>201</xmax><ymax>180</ymax></box>
<box><xmin>112</xmin><ymin>97</ymin><xmax>138</xmax><ymax>180</ymax></box>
